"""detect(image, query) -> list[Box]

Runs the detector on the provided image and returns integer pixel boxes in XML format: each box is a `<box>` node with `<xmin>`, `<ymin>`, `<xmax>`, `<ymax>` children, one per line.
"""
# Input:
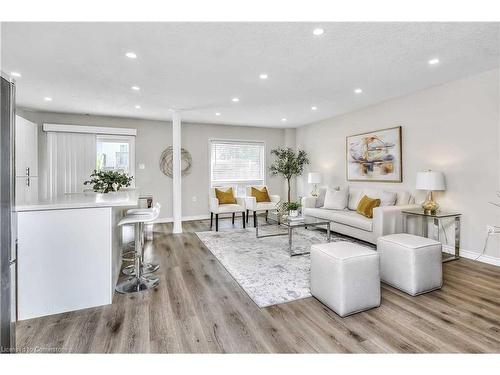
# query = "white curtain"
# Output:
<box><xmin>44</xmin><ymin>132</ymin><xmax>96</xmax><ymax>198</ymax></box>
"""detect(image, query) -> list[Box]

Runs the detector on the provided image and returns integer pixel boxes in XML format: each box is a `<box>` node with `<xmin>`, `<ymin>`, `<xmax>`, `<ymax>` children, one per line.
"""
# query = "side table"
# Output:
<box><xmin>402</xmin><ymin>208</ymin><xmax>461</xmax><ymax>262</ymax></box>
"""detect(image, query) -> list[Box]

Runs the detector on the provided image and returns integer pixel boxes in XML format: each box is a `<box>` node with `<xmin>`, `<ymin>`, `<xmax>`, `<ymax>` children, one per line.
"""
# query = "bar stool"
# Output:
<box><xmin>115</xmin><ymin>206</ymin><xmax>161</xmax><ymax>293</ymax></box>
<box><xmin>122</xmin><ymin>203</ymin><xmax>161</xmax><ymax>276</ymax></box>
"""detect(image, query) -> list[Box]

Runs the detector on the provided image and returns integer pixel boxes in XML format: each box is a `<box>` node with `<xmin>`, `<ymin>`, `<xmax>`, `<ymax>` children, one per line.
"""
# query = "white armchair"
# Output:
<box><xmin>244</xmin><ymin>185</ymin><xmax>280</xmax><ymax>227</ymax></box>
<box><xmin>209</xmin><ymin>186</ymin><xmax>246</xmax><ymax>231</ymax></box>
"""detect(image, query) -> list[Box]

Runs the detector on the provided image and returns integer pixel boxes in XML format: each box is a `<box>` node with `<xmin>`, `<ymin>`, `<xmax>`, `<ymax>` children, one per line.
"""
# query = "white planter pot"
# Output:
<box><xmin>289</xmin><ymin>210</ymin><xmax>298</xmax><ymax>217</ymax></box>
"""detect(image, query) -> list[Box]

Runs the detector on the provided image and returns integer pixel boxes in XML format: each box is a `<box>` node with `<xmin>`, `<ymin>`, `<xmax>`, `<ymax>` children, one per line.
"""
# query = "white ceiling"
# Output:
<box><xmin>2</xmin><ymin>22</ymin><xmax>499</xmax><ymax>128</ymax></box>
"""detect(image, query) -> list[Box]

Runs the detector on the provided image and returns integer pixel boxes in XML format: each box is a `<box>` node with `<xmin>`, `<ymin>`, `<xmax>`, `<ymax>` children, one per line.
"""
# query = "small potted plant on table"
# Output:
<box><xmin>287</xmin><ymin>201</ymin><xmax>301</xmax><ymax>217</ymax></box>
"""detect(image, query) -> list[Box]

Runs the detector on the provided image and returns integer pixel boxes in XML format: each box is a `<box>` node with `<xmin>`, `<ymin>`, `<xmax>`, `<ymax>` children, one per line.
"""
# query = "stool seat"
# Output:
<box><xmin>118</xmin><ymin>211</ymin><xmax>157</xmax><ymax>226</ymax></box>
<box><xmin>311</xmin><ymin>241</ymin><xmax>380</xmax><ymax>317</ymax></box>
<box><xmin>127</xmin><ymin>202</ymin><xmax>161</xmax><ymax>216</ymax></box>
<box><xmin>377</xmin><ymin>234</ymin><xmax>442</xmax><ymax>296</ymax></box>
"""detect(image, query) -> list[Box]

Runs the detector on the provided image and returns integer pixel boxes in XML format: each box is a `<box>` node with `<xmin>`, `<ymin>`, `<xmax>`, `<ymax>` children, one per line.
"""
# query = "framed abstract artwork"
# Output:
<box><xmin>346</xmin><ymin>126</ymin><xmax>402</xmax><ymax>182</ymax></box>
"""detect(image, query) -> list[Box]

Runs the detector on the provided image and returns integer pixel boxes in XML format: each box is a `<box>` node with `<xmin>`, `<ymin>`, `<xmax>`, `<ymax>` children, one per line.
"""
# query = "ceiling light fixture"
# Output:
<box><xmin>215</xmin><ymin>112</ymin><xmax>221</xmax><ymax>116</ymax></box>
<box><xmin>44</xmin><ymin>97</ymin><xmax>52</xmax><ymax>102</ymax></box>
<box><xmin>11</xmin><ymin>72</ymin><xmax>21</xmax><ymax>78</ymax></box>
<box><xmin>259</xmin><ymin>73</ymin><xmax>268</xmax><ymax>80</ymax></box>
<box><xmin>232</xmin><ymin>97</ymin><xmax>240</xmax><ymax>102</ymax></box>
<box><xmin>428</xmin><ymin>58</ymin><xmax>440</xmax><ymax>65</ymax></box>
<box><xmin>354</xmin><ymin>88</ymin><xmax>363</xmax><ymax>94</ymax></box>
<box><xmin>131</xmin><ymin>86</ymin><xmax>140</xmax><ymax>91</ymax></box>
<box><xmin>125</xmin><ymin>52</ymin><xmax>137</xmax><ymax>59</ymax></box>
<box><xmin>281</xmin><ymin>118</ymin><xmax>287</xmax><ymax>122</ymax></box>
<box><xmin>135</xmin><ymin>105</ymin><xmax>141</xmax><ymax>109</ymax></box>
<box><xmin>313</xmin><ymin>28</ymin><xmax>324</xmax><ymax>36</ymax></box>
<box><xmin>311</xmin><ymin>106</ymin><xmax>317</xmax><ymax>111</ymax></box>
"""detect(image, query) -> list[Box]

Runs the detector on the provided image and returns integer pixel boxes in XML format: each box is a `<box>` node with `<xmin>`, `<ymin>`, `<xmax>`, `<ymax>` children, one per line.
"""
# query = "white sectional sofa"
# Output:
<box><xmin>302</xmin><ymin>186</ymin><xmax>419</xmax><ymax>244</ymax></box>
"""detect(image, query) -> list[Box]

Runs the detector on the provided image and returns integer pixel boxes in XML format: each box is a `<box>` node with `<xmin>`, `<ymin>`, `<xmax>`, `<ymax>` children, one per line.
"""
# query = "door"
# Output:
<box><xmin>1</xmin><ymin>74</ymin><xmax>16</xmax><ymax>353</ymax></box>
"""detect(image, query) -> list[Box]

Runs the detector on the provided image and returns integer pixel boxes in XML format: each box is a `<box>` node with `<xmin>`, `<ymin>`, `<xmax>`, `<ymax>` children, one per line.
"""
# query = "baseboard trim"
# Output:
<box><xmin>442</xmin><ymin>245</ymin><xmax>500</xmax><ymax>267</ymax></box>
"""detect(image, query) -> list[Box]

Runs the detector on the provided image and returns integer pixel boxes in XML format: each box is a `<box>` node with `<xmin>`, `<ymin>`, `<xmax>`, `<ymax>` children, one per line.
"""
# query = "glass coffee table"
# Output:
<box><xmin>255</xmin><ymin>211</ymin><xmax>331</xmax><ymax>256</ymax></box>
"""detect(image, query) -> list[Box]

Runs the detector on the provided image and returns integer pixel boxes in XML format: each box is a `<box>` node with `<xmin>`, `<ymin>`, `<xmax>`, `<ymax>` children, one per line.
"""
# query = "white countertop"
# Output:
<box><xmin>15</xmin><ymin>190</ymin><xmax>140</xmax><ymax>212</ymax></box>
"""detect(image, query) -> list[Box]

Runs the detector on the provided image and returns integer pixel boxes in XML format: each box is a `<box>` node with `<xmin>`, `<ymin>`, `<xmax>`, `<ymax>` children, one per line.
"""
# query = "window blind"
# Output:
<box><xmin>210</xmin><ymin>140</ymin><xmax>265</xmax><ymax>185</ymax></box>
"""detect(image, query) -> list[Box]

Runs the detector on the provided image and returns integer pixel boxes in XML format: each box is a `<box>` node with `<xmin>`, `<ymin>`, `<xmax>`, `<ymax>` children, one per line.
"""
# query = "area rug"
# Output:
<box><xmin>195</xmin><ymin>227</ymin><xmax>366</xmax><ymax>308</ymax></box>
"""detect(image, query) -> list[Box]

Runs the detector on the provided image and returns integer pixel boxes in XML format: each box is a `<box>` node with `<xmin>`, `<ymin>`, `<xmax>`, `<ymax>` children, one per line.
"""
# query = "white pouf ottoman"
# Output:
<box><xmin>377</xmin><ymin>233</ymin><xmax>442</xmax><ymax>296</ymax></box>
<box><xmin>310</xmin><ymin>241</ymin><xmax>380</xmax><ymax>317</ymax></box>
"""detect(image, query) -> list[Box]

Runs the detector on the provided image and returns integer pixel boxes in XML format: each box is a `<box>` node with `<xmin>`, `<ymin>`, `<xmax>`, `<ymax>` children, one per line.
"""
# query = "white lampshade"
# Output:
<box><xmin>308</xmin><ymin>172</ymin><xmax>322</xmax><ymax>184</ymax></box>
<box><xmin>416</xmin><ymin>171</ymin><xmax>446</xmax><ymax>191</ymax></box>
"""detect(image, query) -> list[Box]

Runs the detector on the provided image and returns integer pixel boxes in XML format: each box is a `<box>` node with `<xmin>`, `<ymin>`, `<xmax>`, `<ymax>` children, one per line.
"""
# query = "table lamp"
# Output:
<box><xmin>416</xmin><ymin>170</ymin><xmax>446</xmax><ymax>214</ymax></box>
<box><xmin>308</xmin><ymin>172</ymin><xmax>322</xmax><ymax>197</ymax></box>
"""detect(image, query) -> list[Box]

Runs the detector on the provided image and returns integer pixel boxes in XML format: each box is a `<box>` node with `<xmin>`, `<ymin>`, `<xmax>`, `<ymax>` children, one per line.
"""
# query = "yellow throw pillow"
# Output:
<box><xmin>251</xmin><ymin>186</ymin><xmax>271</xmax><ymax>203</ymax></box>
<box><xmin>215</xmin><ymin>187</ymin><xmax>237</xmax><ymax>204</ymax></box>
<box><xmin>356</xmin><ymin>195</ymin><xmax>381</xmax><ymax>219</ymax></box>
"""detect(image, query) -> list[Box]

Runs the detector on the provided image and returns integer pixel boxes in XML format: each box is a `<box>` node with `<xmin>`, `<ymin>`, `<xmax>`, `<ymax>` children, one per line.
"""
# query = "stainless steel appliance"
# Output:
<box><xmin>1</xmin><ymin>73</ymin><xmax>16</xmax><ymax>353</ymax></box>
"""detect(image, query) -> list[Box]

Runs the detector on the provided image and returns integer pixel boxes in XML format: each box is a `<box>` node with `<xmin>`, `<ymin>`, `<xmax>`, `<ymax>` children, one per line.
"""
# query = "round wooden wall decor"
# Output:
<box><xmin>159</xmin><ymin>146</ymin><xmax>192</xmax><ymax>178</ymax></box>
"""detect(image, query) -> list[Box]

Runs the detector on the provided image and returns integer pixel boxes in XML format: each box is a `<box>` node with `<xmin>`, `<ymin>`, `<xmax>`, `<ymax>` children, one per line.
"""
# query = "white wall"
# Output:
<box><xmin>296</xmin><ymin>69</ymin><xmax>500</xmax><ymax>259</ymax></box>
<box><xmin>16</xmin><ymin>109</ymin><xmax>287</xmax><ymax>221</ymax></box>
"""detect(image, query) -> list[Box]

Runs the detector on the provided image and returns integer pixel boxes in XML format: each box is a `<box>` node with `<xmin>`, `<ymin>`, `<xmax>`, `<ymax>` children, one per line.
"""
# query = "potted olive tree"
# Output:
<box><xmin>269</xmin><ymin>147</ymin><xmax>309</xmax><ymax>203</ymax></box>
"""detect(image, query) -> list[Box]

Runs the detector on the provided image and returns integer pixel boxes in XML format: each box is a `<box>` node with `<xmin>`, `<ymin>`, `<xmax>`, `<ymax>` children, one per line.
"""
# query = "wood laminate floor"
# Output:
<box><xmin>15</xmin><ymin>217</ymin><xmax>500</xmax><ymax>353</ymax></box>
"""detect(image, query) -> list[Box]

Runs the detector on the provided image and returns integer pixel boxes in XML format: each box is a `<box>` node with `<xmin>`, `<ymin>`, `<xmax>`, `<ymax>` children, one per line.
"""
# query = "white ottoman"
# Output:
<box><xmin>310</xmin><ymin>241</ymin><xmax>380</xmax><ymax>317</ymax></box>
<box><xmin>377</xmin><ymin>233</ymin><xmax>442</xmax><ymax>296</ymax></box>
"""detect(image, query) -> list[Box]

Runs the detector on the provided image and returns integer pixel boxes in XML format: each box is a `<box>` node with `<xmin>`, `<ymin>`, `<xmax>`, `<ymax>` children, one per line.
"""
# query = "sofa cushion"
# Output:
<box><xmin>356</xmin><ymin>195</ymin><xmax>381</xmax><ymax>218</ymax></box>
<box><xmin>323</xmin><ymin>188</ymin><xmax>348</xmax><ymax>210</ymax></box>
<box><xmin>315</xmin><ymin>188</ymin><xmax>327</xmax><ymax>208</ymax></box>
<box><xmin>332</xmin><ymin>211</ymin><xmax>373</xmax><ymax>232</ymax></box>
<box><xmin>396</xmin><ymin>191</ymin><xmax>411</xmax><ymax>205</ymax></box>
<box><xmin>303</xmin><ymin>207</ymin><xmax>338</xmax><ymax>221</ymax></box>
<box><xmin>347</xmin><ymin>187</ymin><xmax>363</xmax><ymax>210</ymax></box>
<box><xmin>380</xmin><ymin>191</ymin><xmax>397</xmax><ymax>206</ymax></box>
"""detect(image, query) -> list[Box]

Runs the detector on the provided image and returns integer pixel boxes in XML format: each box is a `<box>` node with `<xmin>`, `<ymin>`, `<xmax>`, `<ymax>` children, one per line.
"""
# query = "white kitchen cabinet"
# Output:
<box><xmin>15</xmin><ymin>115</ymin><xmax>38</xmax><ymax>205</ymax></box>
<box><xmin>15</xmin><ymin>176</ymin><xmax>39</xmax><ymax>205</ymax></box>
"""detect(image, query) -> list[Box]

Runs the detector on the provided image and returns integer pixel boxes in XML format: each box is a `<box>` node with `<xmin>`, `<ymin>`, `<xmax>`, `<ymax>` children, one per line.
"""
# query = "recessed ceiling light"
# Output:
<box><xmin>134</xmin><ymin>105</ymin><xmax>141</xmax><ymax>109</ymax></box>
<box><xmin>215</xmin><ymin>112</ymin><xmax>221</xmax><ymax>116</ymax></box>
<box><xmin>44</xmin><ymin>97</ymin><xmax>52</xmax><ymax>102</ymax></box>
<box><xmin>232</xmin><ymin>97</ymin><xmax>240</xmax><ymax>102</ymax></box>
<box><xmin>311</xmin><ymin>106</ymin><xmax>318</xmax><ymax>111</ymax></box>
<box><xmin>354</xmin><ymin>88</ymin><xmax>363</xmax><ymax>94</ymax></box>
<box><xmin>428</xmin><ymin>58</ymin><xmax>440</xmax><ymax>65</ymax></box>
<box><xmin>125</xmin><ymin>52</ymin><xmax>137</xmax><ymax>59</ymax></box>
<box><xmin>259</xmin><ymin>73</ymin><xmax>268</xmax><ymax>80</ymax></box>
<box><xmin>11</xmin><ymin>72</ymin><xmax>21</xmax><ymax>78</ymax></box>
<box><xmin>313</xmin><ymin>28</ymin><xmax>324</xmax><ymax>36</ymax></box>
<box><xmin>281</xmin><ymin>118</ymin><xmax>287</xmax><ymax>122</ymax></box>
<box><xmin>131</xmin><ymin>86</ymin><xmax>140</xmax><ymax>91</ymax></box>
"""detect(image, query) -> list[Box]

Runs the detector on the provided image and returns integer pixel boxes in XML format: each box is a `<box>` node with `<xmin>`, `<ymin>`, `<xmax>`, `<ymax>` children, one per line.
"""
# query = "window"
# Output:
<box><xmin>96</xmin><ymin>135</ymin><xmax>135</xmax><ymax>178</ymax></box>
<box><xmin>210</xmin><ymin>140</ymin><xmax>265</xmax><ymax>196</ymax></box>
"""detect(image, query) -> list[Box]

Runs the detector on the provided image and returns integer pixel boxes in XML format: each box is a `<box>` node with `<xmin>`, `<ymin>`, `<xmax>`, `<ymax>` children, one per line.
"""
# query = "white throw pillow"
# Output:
<box><xmin>347</xmin><ymin>188</ymin><xmax>363</xmax><ymax>210</ymax></box>
<box><xmin>396</xmin><ymin>191</ymin><xmax>411</xmax><ymax>205</ymax></box>
<box><xmin>315</xmin><ymin>188</ymin><xmax>327</xmax><ymax>208</ymax></box>
<box><xmin>322</xmin><ymin>188</ymin><xmax>348</xmax><ymax>210</ymax></box>
<box><xmin>380</xmin><ymin>191</ymin><xmax>397</xmax><ymax>206</ymax></box>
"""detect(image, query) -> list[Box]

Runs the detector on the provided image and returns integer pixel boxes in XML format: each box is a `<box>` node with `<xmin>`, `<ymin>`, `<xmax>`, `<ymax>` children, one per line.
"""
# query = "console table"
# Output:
<box><xmin>401</xmin><ymin>208</ymin><xmax>461</xmax><ymax>262</ymax></box>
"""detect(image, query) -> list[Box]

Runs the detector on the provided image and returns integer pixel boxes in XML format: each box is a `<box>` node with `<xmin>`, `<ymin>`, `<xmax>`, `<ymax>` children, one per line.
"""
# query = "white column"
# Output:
<box><xmin>172</xmin><ymin>110</ymin><xmax>182</xmax><ymax>233</ymax></box>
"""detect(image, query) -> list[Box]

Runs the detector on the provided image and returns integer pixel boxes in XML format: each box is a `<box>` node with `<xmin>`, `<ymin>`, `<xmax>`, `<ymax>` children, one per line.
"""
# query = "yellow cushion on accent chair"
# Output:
<box><xmin>251</xmin><ymin>186</ymin><xmax>271</xmax><ymax>203</ymax></box>
<box><xmin>215</xmin><ymin>187</ymin><xmax>237</xmax><ymax>204</ymax></box>
<box><xmin>356</xmin><ymin>195</ymin><xmax>381</xmax><ymax>218</ymax></box>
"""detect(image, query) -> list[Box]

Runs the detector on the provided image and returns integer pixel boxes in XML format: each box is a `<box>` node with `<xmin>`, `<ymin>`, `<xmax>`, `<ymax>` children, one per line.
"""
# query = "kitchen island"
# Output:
<box><xmin>15</xmin><ymin>190</ymin><xmax>139</xmax><ymax>320</ymax></box>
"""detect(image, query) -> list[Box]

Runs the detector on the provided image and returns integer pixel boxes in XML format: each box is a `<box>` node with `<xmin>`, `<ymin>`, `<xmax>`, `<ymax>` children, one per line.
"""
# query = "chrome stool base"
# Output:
<box><xmin>115</xmin><ymin>275</ymin><xmax>159</xmax><ymax>294</ymax></box>
<box><xmin>122</xmin><ymin>262</ymin><xmax>159</xmax><ymax>276</ymax></box>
